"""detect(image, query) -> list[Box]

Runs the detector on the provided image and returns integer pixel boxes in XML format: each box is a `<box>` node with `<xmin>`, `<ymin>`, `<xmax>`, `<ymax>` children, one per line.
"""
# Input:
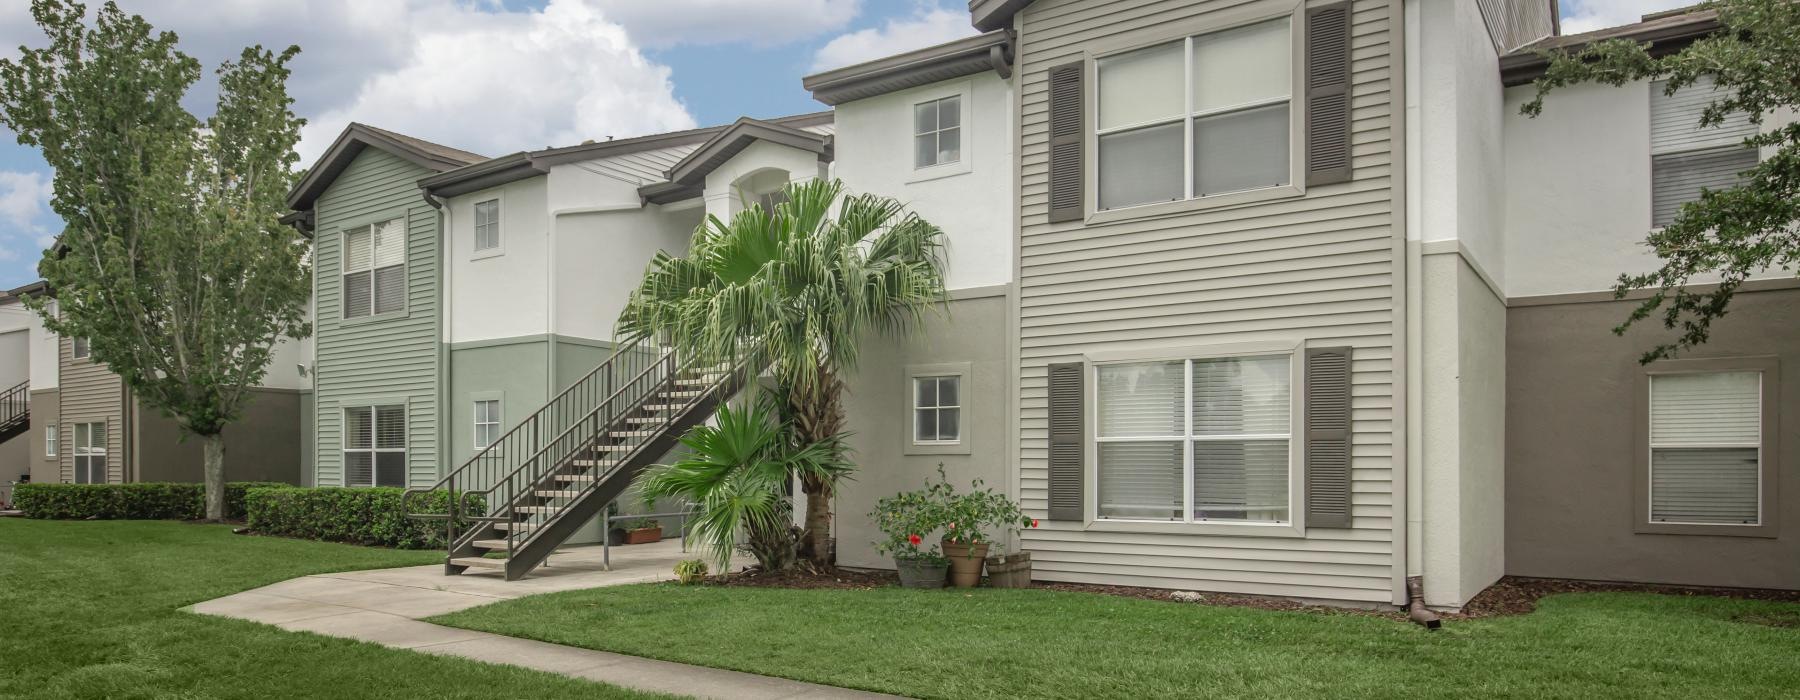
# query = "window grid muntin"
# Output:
<box><xmin>473</xmin><ymin>399</ymin><xmax>501</xmax><ymax>449</ymax></box>
<box><xmin>474</xmin><ymin>199</ymin><xmax>500</xmax><ymax>251</ymax></box>
<box><xmin>914</xmin><ymin>95</ymin><xmax>962</xmax><ymax>169</ymax></box>
<box><xmin>73</xmin><ymin>421</ymin><xmax>106</xmax><ymax>484</ymax></box>
<box><xmin>1095</xmin><ymin>17</ymin><xmax>1293</xmax><ymax>210</ymax></box>
<box><xmin>1647</xmin><ymin>371</ymin><xmax>1763</xmax><ymax>526</ymax></box>
<box><xmin>912</xmin><ymin>375</ymin><xmax>962</xmax><ymax>444</ymax></box>
<box><xmin>1095</xmin><ymin>354</ymin><xmax>1293</xmax><ymax>524</ymax></box>
<box><xmin>45</xmin><ymin>423</ymin><xmax>57</xmax><ymax>456</ymax></box>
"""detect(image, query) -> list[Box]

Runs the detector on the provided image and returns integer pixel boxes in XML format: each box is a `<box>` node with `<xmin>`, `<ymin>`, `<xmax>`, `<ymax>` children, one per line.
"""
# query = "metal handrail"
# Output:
<box><xmin>0</xmin><ymin>380</ymin><xmax>28</xmax><ymax>428</ymax></box>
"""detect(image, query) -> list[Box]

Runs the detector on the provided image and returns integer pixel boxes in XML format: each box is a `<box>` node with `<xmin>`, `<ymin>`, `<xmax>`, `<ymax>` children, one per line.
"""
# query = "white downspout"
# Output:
<box><xmin>1402</xmin><ymin>0</ymin><xmax>1426</xmax><ymax>585</ymax></box>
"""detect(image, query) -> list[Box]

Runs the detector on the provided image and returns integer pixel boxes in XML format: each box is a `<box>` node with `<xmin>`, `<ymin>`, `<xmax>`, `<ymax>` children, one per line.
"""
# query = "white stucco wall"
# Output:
<box><xmin>701</xmin><ymin>140</ymin><xmax>827</xmax><ymax>220</ymax></box>
<box><xmin>446</xmin><ymin>177</ymin><xmax>552</xmax><ymax>343</ymax></box>
<box><xmin>555</xmin><ymin>203</ymin><xmax>702</xmax><ymax>342</ymax></box>
<box><xmin>23</xmin><ymin>302</ymin><xmax>55</xmax><ymax>390</ymax></box>
<box><xmin>0</xmin><ymin>328</ymin><xmax>26</xmax><ymax>390</ymax></box>
<box><xmin>1411</xmin><ymin>0</ymin><xmax>1505</xmax><ymax>281</ymax></box>
<box><xmin>832</xmin><ymin>73</ymin><xmax>1014</xmax><ymax>290</ymax></box>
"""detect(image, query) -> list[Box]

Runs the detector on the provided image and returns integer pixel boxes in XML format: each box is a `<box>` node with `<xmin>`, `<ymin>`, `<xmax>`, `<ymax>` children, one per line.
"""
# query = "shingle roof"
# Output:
<box><xmin>1500</xmin><ymin>8</ymin><xmax>1720</xmax><ymax>86</ymax></box>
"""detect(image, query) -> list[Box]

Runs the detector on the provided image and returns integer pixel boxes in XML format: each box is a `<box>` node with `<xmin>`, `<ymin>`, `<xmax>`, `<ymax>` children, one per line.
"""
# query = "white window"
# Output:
<box><xmin>344</xmin><ymin>405</ymin><xmax>406</xmax><ymax>487</ymax></box>
<box><xmin>44</xmin><ymin>424</ymin><xmax>57</xmax><ymax>457</ymax></box>
<box><xmin>914</xmin><ymin>95</ymin><xmax>962</xmax><ymax>169</ymax></box>
<box><xmin>473</xmin><ymin>399</ymin><xmax>501</xmax><ymax>449</ymax></box>
<box><xmin>71</xmin><ymin>337</ymin><xmax>89</xmax><ymax>359</ymax></box>
<box><xmin>342</xmin><ymin>218</ymin><xmax>406</xmax><ymax>319</ymax></box>
<box><xmin>73</xmin><ymin>422</ymin><xmax>106</xmax><ymax>484</ymax></box>
<box><xmin>1648</xmin><ymin>371</ymin><xmax>1762</xmax><ymax>525</ymax></box>
<box><xmin>1096</xmin><ymin>17</ymin><xmax>1291</xmax><ymax>210</ymax></box>
<box><xmin>1095</xmin><ymin>354</ymin><xmax>1292</xmax><ymax>523</ymax></box>
<box><xmin>473</xmin><ymin>199</ymin><xmax>501</xmax><ymax>252</ymax></box>
<box><xmin>1650</xmin><ymin>77</ymin><xmax>1760</xmax><ymax>228</ymax></box>
<box><xmin>913</xmin><ymin>376</ymin><xmax>961</xmax><ymax>444</ymax></box>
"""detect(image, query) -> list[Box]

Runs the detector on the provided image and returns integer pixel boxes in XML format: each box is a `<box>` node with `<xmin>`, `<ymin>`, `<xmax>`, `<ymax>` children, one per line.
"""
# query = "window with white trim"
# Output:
<box><xmin>914</xmin><ymin>95</ymin><xmax>962</xmax><ymax>169</ymax></box>
<box><xmin>342</xmin><ymin>218</ymin><xmax>406</xmax><ymax>319</ymax></box>
<box><xmin>344</xmin><ymin>405</ymin><xmax>406</xmax><ymax>487</ymax></box>
<box><xmin>72</xmin><ymin>337</ymin><xmax>89</xmax><ymax>359</ymax></box>
<box><xmin>473</xmin><ymin>399</ymin><xmax>501</xmax><ymax>449</ymax></box>
<box><xmin>1648</xmin><ymin>371</ymin><xmax>1762</xmax><ymax>525</ymax></box>
<box><xmin>1095</xmin><ymin>354</ymin><xmax>1292</xmax><ymax>522</ymax></box>
<box><xmin>73</xmin><ymin>422</ymin><xmax>106</xmax><ymax>484</ymax></box>
<box><xmin>473</xmin><ymin>199</ymin><xmax>500</xmax><ymax>252</ymax></box>
<box><xmin>1096</xmin><ymin>17</ymin><xmax>1292</xmax><ymax>211</ymax></box>
<box><xmin>1650</xmin><ymin>77</ymin><xmax>1760</xmax><ymax>228</ymax></box>
<box><xmin>912</xmin><ymin>376</ymin><xmax>961</xmax><ymax>444</ymax></box>
<box><xmin>44</xmin><ymin>423</ymin><xmax>57</xmax><ymax>457</ymax></box>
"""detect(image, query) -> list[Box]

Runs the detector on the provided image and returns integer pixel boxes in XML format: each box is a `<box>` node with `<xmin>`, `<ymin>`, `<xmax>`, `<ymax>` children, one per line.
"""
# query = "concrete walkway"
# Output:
<box><xmin>191</xmin><ymin>540</ymin><xmax>897</xmax><ymax>699</ymax></box>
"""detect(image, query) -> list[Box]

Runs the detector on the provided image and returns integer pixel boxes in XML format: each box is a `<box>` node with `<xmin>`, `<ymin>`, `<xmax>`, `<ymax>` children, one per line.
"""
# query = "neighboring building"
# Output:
<box><xmin>6</xmin><ymin>281</ymin><xmax>309</xmax><ymax>487</ymax></box>
<box><xmin>0</xmin><ymin>286</ymin><xmax>37</xmax><ymax>500</ymax></box>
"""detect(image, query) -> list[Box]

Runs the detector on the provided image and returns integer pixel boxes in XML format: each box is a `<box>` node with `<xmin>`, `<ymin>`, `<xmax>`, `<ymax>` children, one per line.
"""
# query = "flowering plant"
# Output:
<box><xmin>870</xmin><ymin>487</ymin><xmax>945</xmax><ymax>563</ymax></box>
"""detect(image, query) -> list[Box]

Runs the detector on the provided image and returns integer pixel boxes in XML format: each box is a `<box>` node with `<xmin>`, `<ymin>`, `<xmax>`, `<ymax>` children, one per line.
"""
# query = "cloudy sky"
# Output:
<box><xmin>0</xmin><ymin>0</ymin><xmax>1693</xmax><ymax>289</ymax></box>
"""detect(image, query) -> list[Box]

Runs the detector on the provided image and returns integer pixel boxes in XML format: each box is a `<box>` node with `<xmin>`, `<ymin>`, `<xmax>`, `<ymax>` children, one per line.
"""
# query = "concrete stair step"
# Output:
<box><xmin>471</xmin><ymin>539</ymin><xmax>511</xmax><ymax>550</ymax></box>
<box><xmin>610</xmin><ymin>430</ymin><xmax>657</xmax><ymax>438</ymax></box>
<box><xmin>554</xmin><ymin>474</ymin><xmax>599</xmax><ymax>483</ymax></box>
<box><xmin>594</xmin><ymin>443</ymin><xmax>638</xmax><ymax>453</ymax></box>
<box><xmin>493</xmin><ymin>521</ymin><xmax>540</xmax><ymax>531</ymax></box>
<box><xmin>516</xmin><ymin>505</ymin><xmax>560</xmax><ymax>514</ymax></box>
<box><xmin>451</xmin><ymin>556</ymin><xmax>505</xmax><ymax>569</ymax></box>
<box><xmin>660</xmin><ymin>390</ymin><xmax>704</xmax><ymax>399</ymax></box>
<box><xmin>533</xmin><ymin>490</ymin><xmax>583</xmax><ymax>499</ymax></box>
<box><xmin>570</xmin><ymin>459</ymin><xmax>619</xmax><ymax>468</ymax></box>
<box><xmin>624</xmin><ymin>416</ymin><xmax>668</xmax><ymax>425</ymax></box>
<box><xmin>640</xmin><ymin>404</ymin><xmax>684</xmax><ymax>412</ymax></box>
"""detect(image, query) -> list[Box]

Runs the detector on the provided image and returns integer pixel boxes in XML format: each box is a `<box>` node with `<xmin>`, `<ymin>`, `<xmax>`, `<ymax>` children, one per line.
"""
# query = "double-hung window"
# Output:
<box><xmin>473</xmin><ymin>399</ymin><xmax>501</xmax><ymax>450</ymax></box>
<box><xmin>1096</xmin><ymin>354</ymin><xmax>1292</xmax><ymax>523</ymax></box>
<box><xmin>1096</xmin><ymin>17</ymin><xmax>1292</xmax><ymax>211</ymax></box>
<box><xmin>72</xmin><ymin>337</ymin><xmax>90</xmax><ymax>359</ymax></box>
<box><xmin>342</xmin><ymin>218</ymin><xmax>406</xmax><ymax>319</ymax></box>
<box><xmin>473</xmin><ymin>199</ymin><xmax>500</xmax><ymax>252</ymax></box>
<box><xmin>44</xmin><ymin>423</ymin><xmax>57</xmax><ymax>457</ymax></box>
<box><xmin>1647</xmin><ymin>371</ymin><xmax>1763</xmax><ymax>525</ymax></box>
<box><xmin>913</xmin><ymin>376</ymin><xmax>961</xmax><ymax>444</ymax></box>
<box><xmin>1650</xmin><ymin>76</ymin><xmax>1760</xmax><ymax>228</ymax></box>
<box><xmin>344</xmin><ymin>405</ymin><xmax>406</xmax><ymax>487</ymax></box>
<box><xmin>914</xmin><ymin>95</ymin><xmax>962</xmax><ymax>169</ymax></box>
<box><xmin>73</xmin><ymin>422</ymin><xmax>106</xmax><ymax>484</ymax></box>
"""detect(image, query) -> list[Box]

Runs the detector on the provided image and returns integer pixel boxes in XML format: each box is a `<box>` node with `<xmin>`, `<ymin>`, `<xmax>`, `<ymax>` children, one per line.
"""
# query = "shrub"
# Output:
<box><xmin>244</xmin><ymin>487</ymin><xmax>480</xmax><ymax>550</ymax></box>
<box><xmin>674</xmin><ymin>559</ymin><xmax>709</xmax><ymax>584</ymax></box>
<box><xmin>14</xmin><ymin>482</ymin><xmax>292</xmax><ymax>521</ymax></box>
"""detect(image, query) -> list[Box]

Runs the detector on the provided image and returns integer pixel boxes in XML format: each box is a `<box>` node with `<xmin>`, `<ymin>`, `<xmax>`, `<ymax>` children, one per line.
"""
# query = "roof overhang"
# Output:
<box><xmin>3</xmin><ymin>280</ymin><xmax>49</xmax><ymax>303</ymax></box>
<box><xmin>417</xmin><ymin>152</ymin><xmax>545</xmax><ymax>200</ymax></box>
<box><xmin>656</xmin><ymin>118</ymin><xmax>834</xmax><ymax>196</ymax></box>
<box><xmin>803</xmin><ymin>30</ymin><xmax>1013</xmax><ymax>106</ymax></box>
<box><xmin>286</xmin><ymin>123</ymin><xmax>484</xmax><ymax>212</ymax></box>
<box><xmin>970</xmin><ymin>0</ymin><xmax>1034</xmax><ymax>32</ymax></box>
<box><xmin>279</xmin><ymin>210</ymin><xmax>315</xmax><ymax>237</ymax></box>
<box><xmin>1500</xmin><ymin>9</ymin><xmax>1721</xmax><ymax>87</ymax></box>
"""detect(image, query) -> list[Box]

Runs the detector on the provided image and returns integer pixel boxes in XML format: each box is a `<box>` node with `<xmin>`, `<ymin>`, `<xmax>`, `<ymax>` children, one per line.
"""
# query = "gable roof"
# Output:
<box><xmin>803</xmin><ymin>30</ymin><xmax>1012</xmax><ymax>105</ymax></box>
<box><xmin>1501</xmin><ymin>7</ymin><xmax>1720</xmax><ymax>86</ymax></box>
<box><xmin>286</xmin><ymin>123</ymin><xmax>485</xmax><ymax>213</ymax></box>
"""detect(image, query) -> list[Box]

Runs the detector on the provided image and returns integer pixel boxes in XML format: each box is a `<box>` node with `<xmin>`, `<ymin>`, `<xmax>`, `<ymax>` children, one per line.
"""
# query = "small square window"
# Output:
<box><xmin>473</xmin><ymin>199</ymin><xmax>501</xmax><ymax>252</ymax></box>
<box><xmin>71</xmin><ymin>337</ymin><xmax>89</xmax><ymax>360</ymax></box>
<box><xmin>473</xmin><ymin>399</ymin><xmax>501</xmax><ymax>449</ymax></box>
<box><xmin>45</xmin><ymin>424</ymin><xmax>57</xmax><ymax>457</ymax></box>
<box><xmin>913</xmin><ymin>376</ymin><xmax>961</xmax><ymax>443</ymax></box>
<box><xmin>344</xmin><ymin>404</ymin><xmax>407</xmax><ymax>487</ymax></box>
<box><xmin>913</xmin><ymin>95</ymin><xmax>962</xmax><ymax>169</ymax></box>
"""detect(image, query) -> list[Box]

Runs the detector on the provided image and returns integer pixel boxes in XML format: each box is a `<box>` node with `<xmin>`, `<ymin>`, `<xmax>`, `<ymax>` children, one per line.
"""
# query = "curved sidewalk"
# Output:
<box><xmin>189</xmin><ymin>540</ymin><xmax>898</xmax><ymax>700</ymax></box>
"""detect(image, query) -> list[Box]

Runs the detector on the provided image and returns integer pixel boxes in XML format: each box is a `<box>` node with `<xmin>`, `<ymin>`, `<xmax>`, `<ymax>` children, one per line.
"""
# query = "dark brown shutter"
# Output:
<box><xmin>1305</xmin><ymin>2</ymin><xmax>1354</xmax><ymax>187</ymax></box>
<box><xmin>1046</xmin><ymin>62</ymin><xmax>1085</xmax><ymax>223</ymax></box>
<box><xmin>1047</xmin><ymin>361</ymin><xmax>1084</xmax><ymax>520</ymax></box>
<box><xmin>1304</xmin><ymin>347</ymin><xmax>1353</xmax><ymax>528</ymax></box>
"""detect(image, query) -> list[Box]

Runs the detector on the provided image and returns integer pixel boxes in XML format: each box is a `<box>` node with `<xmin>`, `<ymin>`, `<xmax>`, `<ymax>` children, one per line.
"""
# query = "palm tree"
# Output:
<box><xmin>617</xmin><ymin>178</ymin><xmax>947</xmax><ymax>566</ymax></box>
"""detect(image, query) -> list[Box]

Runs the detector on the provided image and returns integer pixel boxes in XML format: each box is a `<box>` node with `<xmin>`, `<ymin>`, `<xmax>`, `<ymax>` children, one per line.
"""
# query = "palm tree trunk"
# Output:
<box><xmin>790</xmin><ymin>364</ymin><xmax>845</xmax><ymax>566</ymax></box>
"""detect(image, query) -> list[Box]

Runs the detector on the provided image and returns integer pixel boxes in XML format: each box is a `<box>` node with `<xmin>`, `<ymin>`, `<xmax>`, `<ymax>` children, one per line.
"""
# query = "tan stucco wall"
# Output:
<box><xmin>834</xmin><ymin>291</ymin><xmax>1011</xmax><ymax>570</ymax></box>
<box><xmin>1506</xmin><ymin>285</ymin><xmax>1800</xmax><ymax>590</ymax></box>
<box><xmin>133</xmin><ymin>388</ymin><xmax>304</xmax><ymax>484</ymax></box>
<box><xmin>27</xmin><ymin>389</ymin><xmax>57</xmax><ymax>485</ymax></box>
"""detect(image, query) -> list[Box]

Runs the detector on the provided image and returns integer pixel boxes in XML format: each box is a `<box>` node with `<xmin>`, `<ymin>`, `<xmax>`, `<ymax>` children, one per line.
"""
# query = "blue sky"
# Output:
<box><xmin>0</xmin><ymin>0</ymin><xmax>1689</xmax><ymax>290</ymax></box>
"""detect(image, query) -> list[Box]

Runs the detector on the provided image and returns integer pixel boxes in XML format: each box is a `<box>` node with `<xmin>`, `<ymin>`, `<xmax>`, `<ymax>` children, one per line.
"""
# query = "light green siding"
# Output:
<box><xmin>312</xmin><ymin>148</ymin><xmax>442</xmax><ymax>487</ymax></box>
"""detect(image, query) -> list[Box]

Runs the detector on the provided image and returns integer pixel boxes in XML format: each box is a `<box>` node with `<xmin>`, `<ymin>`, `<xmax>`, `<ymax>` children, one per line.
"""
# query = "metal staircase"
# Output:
<box><xmin>402</xmin><ymin>338</ymin><xmax>752</xmax><ymax>581</ymax></box>
<box><xmin>0</xmin><ymin>380</ymin><xmax>28</xmax><ymax>444</ymax></box>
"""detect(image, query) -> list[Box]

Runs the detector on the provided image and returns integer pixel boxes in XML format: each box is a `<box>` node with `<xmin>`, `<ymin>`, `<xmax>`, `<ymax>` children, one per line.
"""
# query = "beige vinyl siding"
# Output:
<box><xmin>1015</xmin><ymin>0</ymin><xmax>1397</xmax><ymax>603</ymax></box>
<box><xmin>57</xmin><ymin>334</ymin><xmax>124</xmax><ymax>483</ymax></box>
<box><xmin>312</xmin><ymin>147</ymin><xmax>440</xmax><ymax>487</ymax></box>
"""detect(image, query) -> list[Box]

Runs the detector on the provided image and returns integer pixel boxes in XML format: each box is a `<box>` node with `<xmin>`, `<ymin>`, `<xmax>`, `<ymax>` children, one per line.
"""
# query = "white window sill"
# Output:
<box><xmin>470</xmin><ymin>248</ymin><xmax>504</xmax><ymax>261</ymax></box>
<box><xmin>907</xmin><ymin>159</ymin><xmax>972</xmax><ymax>185</ymax></box>
<box><xmin>1083</xmin><ymin>517</ymin><xmax>1305</xmax><ymax>538</ymax></box>
<box><xmin>1086</xmin><ymin>183</ymin><xmax>1303</xmax><ymax>227</ymax></box>
<box><xmin>340</xmin><ymin>310</ymin><xmax>408</xmax><ymax>327</ymax></box>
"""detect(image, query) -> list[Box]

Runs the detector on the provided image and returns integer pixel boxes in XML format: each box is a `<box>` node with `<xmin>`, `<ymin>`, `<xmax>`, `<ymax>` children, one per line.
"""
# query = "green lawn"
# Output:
<box><xmin>0</xmin><ymin>519</ymin><xmax>660</xmax><ymax>699</ymax></box>
<box><xmin>434</xmin><ymin>581</ymin><xmax>1800</xmax><ymax>699</ymax></box>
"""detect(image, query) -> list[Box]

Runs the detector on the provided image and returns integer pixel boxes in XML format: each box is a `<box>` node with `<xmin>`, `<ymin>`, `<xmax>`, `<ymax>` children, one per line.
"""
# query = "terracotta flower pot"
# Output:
<box><xmin>984</xmin><ymin>552</ymin><xmax>1032</xmax><ymax>588</ymax></box>
<box><xmin>941</xmin><ymin>539</ymin><xmax>990</xmax><ymax>587</ymax></box>
<box><xmin>624</xmin><ymin>526</ymin><xmax>662</xmax><ymax>544</ymax></box>
<box><xmin>895</xmin><ymin>557</ymin><xmax>949</xmax><ymax>589</ymax></box>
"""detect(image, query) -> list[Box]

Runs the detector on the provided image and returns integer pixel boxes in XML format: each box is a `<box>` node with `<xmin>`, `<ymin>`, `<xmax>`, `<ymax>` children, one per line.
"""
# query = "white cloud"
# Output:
<box><xmin>296</xmin><ymin>0</ymin><xmax>699</xmax><ymax>164</ymax></box>
<box><xmin>0</xmin><ymin>170</ymin><xmax>51</xmax><ymax>232</ymax></box>
<box><xmin>1560</xmin><ymin>0</ymin><xmax>1697</xmax><ymax>35</ymax></box>
<box><xmin>592</xmin><ymin>0</ymin><xmax>861</xmax><ymax>48</ymax></box>
<box><xmin>811</xmin><ymin>6</ymin><xmax>977</xmax><ymax>73</ymax></box>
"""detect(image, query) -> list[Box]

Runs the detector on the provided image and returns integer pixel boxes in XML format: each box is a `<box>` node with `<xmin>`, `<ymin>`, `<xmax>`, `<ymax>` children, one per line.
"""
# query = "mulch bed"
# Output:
<box><xmin>704</xmin><ymin>567</ymin><xmax>1800</xmax><ymax>622</ymax></box>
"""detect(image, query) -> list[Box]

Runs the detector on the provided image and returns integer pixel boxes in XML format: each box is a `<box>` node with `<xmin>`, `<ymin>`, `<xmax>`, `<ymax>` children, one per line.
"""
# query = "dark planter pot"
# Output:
<box><xmin>984</xmin><ymin>552</ymin><xmax>1032</xmax><ymax>588</ymax></box>
<box><xmin>941</xmin><ymin>540</ymin><xmax>990</xmax><ymax>588</ymax></box>
<box><xmin>607</xmin><ymin>527</ymin><xmax>627</xmax><ymax>546</ymax></box>
<box><xmin>624</xmin><ymin>526</ymin><xmax>662</xmax><ymax>545</ymax></box>
<box><xmin>894</xmin><ymin>557</ymin><xmax>949</xmax><ymax>589</ymax></box>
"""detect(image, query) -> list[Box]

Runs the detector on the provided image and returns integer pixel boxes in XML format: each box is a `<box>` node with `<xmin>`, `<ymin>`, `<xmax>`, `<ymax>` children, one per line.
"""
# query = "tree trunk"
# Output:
<box><xmin>789</xmin><ymin>363</ymin><xmax>846</xmax><ymax>566</ymax></box>
<box><xmin>203</xmin><ymin>433</ymin><xmax>226</xmax><ymax>521</ymax></box>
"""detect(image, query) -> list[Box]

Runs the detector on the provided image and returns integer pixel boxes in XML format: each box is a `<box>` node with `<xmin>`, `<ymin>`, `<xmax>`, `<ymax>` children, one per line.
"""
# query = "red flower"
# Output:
<box><xmin>1031</xmin><ymin>519</ymin><xmax>1039</xmax><ymax>528</ymax></box>
<box><xmin>907</xmin><ymin>533</ymin><xmax>922</xmax><ymax>546</ymax></box>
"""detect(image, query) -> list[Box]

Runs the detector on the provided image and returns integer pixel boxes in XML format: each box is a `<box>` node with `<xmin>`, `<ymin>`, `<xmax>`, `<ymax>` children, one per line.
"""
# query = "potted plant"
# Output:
<box><xmin>871</xmin><ymin>488</ymin><xmax>948</xmax><ymax>589</ymax></box>
<box><xmin>673</xmin><ymin>559</ymin><xmax>708</xmax><ymax>584</ymax></box>
<box><xmin>622</xmin><ymin>517</ymin><xmax>662</xmax><ymax>544</ymax></box>
<box><xmin>936</xmin><ymin>471</ymin><xmax>1024</xmax><ymax>588</ymax></box>
<box><xmin>986</xmin><ymin>504</ymin><xmax>1038</xmax><ymax>589</ymax></box>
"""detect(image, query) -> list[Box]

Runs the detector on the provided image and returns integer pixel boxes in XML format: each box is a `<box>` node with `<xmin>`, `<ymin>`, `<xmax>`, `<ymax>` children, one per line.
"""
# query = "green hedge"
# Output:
<box><xmin>13</xmin><ymin>482</ymin><xmax>293</xmax><ymax>521</ymax></box>
<box><xmin>244</xmin><ymin>487</ymin><xmax>481</xmax><ymax>550</ymax></box>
